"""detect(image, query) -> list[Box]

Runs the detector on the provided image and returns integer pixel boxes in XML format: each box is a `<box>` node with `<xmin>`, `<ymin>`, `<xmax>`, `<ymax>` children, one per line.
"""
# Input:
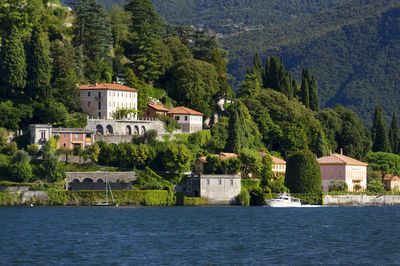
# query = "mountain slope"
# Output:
<box><xmin>220</xmin><ymin>0</ymin><xmax>400</xmax><ymax>125</ymax></box>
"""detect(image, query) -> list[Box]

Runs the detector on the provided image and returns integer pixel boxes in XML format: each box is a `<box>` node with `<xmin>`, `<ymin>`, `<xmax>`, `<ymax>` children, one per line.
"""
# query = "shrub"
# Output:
<box><xmin>8</xmin><ymin>162</ymin><xmax>32</xmax><ymax>182</ymax></box>
<box><xmin>238</xmin><ymin>188</ymin><xmax>250</xmax><ymax>206</ymax></box>
<box><xmin>241</xmin><ymin>179</ymin><xmax>261</xmax><ymax>191</ymax></box>
<box><xmin>27</xmin><ymin>144</ymin><xmax>39</xmax><ymax>156</ymax></box>
<box><xmin>328</xmin><ymin>181</ymin><xmax>348</xmax><ymax>192</ymax></box>
<box><xmin>249</xmin><ymin>187</ymin><xmax>265</xmax><ymax>206</ymax></box>
<box><xmin>156</xmin><ymin>114</ymin><xmax>181</xmax><ymax>133</ymax></box>
<box><xmin>284</xmin><ymin>150</ymin><xmax>321</xmax><ymax>193</ymax></box>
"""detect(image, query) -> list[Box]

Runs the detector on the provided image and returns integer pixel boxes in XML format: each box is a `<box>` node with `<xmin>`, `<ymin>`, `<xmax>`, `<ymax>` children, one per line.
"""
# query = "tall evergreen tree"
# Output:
<box><xmin>72</xmin><ymin>0</ymin><xmax>112</xmax><ymax>62</ymax></box>
<box><xmin>299</xmin><ymin>69</ymin><xmax>310</xmax><ymax>108</ymax></box>
<box><xmin>124</xmin><ymin>0</ymin><xmax>166</xmax><ymax>82</ymax></box>
<box><xmin>0</xmin><ymin>26</ymin><xmax>27</xmax><ymax>98</ymax></box>
<box><xmin>50</xmin><ymin>40</ymin><xmax>79</xmax><ymax>111</ymax></box>
<box><xmin>314</xmin><ymin>129</ymin><xmax>329</xmax><ymax>158</ymax></box>
<box><xmin>388</xmin><ymin>112</ymin><xmax>400</xmax><ymax>154</ymax></box>
<box><xmin>371</xmin><ymin>106</ymin><xmax>391</xmax><ymax>152</ymax></box>
<box><xmin>26</xmin><ymin>25</ymin><xmax>51</xmax><ymax>100</ymax></box>
<box><xmin>263</xmin><ymin>56</ymin><xmax>294</xmax><ymax>99</ymax></box>
<box><xmin>309</xmin><ymin>75</ymin><xmax>320</xmax><ymax>111</ymax></box>
<box><xmin>250</xmin><ymin>53</ymin><xmax>263</xmax><ymax>84</ymax></box>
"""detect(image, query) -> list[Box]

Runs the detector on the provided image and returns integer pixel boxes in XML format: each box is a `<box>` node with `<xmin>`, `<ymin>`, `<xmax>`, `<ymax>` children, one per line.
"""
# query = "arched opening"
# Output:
<box><xmin>134</xmin><ymin>125</ymin><xmax>140</xmax><ymax>135</ymax></box>
<box><xmin>194</xmin><ymin>190</ymin><xmax>199</xmax><ymax>197</ymax></box>
<box><xmin>97</xmin><ymin>179</ymin><xmax>104</xmax><ymax>183</ymax></box>
<box><xmin>73</xmin><ymin>179</ymin><xmax>80</xmax><ymax>183</ymax></box>
<box><xmin>106</xmin><ymin>125</ymin><xmax>114</xmax><ymax>135</ymax></box>
<box><xmin>141</xmin><ymin>126</ymin><xmax>146</xmax><ymax>135</ymax></box>
<box><xmin>96</xmin><ymin>125</ymin><xmax>104</xmax><ymax>135</ymax></box>
<box><xmin>83</xmin><ymin>178</ymin><xmax>93</xmax><ymax>183</ymax></box>
<box><xmin>126</xmin><ymin>125</ymin><xmax>132</xmax><ymax>135</ymax></box>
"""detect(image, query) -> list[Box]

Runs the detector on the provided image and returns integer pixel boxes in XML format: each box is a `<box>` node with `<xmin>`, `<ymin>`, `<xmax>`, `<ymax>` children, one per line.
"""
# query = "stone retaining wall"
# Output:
<box><xmin>324</xmin><ymin>194</ymin><xmax>400</xmax><ymax>206</ymax></box>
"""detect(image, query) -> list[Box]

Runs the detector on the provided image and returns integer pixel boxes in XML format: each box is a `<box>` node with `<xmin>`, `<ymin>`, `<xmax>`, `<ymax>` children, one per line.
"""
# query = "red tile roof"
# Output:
<box><xmin>148</xmin><ymin>103</ymin><xmax>169</xmax><ymax>112</ymax></box>
<box><xmin>259</xmin><ymin>152</ymin><xmax>286</xmax><ymax>164</ymax></box>
<box><xmin>79</xmin><ymin>83</ymin><xmax>138</xmax><ymax>92</ymax></box>
<box><xmin>384</xmin><ymin>174</ymin><xmax>400</xmax><ymax>182</ymax></box>
<box><xmin>317</xmin><ymin>154</ymin><xmax>368</xmax><ymax>166</ymax></box>
<box><xmin>168</xmin><ymin>106</ymin><xmax>203</xmax><ymax>116</ymax></box>
<box><xmin>197</xmin><ymin>153</ymin><xmax>238</xmax><ymax>163</ymax></box>
<box><xmin>270</xmin><ymin>155</ymin><xmax>286</xmax><ymax>164</ymax></box>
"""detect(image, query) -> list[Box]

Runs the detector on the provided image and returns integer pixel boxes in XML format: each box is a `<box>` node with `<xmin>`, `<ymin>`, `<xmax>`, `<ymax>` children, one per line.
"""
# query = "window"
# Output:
<box><xmin>63</xmin><ymin>134</ymin><xmax>66</xmax><ymax>138</ymax></box>
<box><xmin>98</xmin><ymin>112</ymin><xmax>101</xmax><ymax>118</ymax></box>
<box><xmin>75</xmin><ymin>134</ymin><xmax>79</xmax><ymax>139</ymax></box>
<box><xmin>230</xmin><ymin>180</ymin><xmax>234</xmax><ymax>185</ymax></box>
<box><xmin>185</xmin><ymin>116</ymin><xmax>188</xmax><ymax>121</ymax></box>
<box><xmin>88</xmin><ymin>92</ymin><xmax>91</xmax><ymax>97</ymax></box>
<box><xmin>207</xmin><ymin>179</ymin><xmax>210</xmax><ymax>185</ymax></box>
<box><xmin>98</xmin><ymin>102</ymin><xmax>101</xmax><ymax>109</ymax></box>
<box><xmin>63</xmin><ymin>143</ymin><xmax>66</xmax><ymax>147</ymax></box>
<box><xmin>88</xmin><ymin>101</ymin><xmax>90</xmax><ymax>107</ymax></box>
<box><xmin>98</xmin><ymin>92</ymin><xmax>101</xmax><ymax>98</ymax></box>
<box><xmin>147</xmin><ymin>111</ymin><xmax>150</xmax><ymax>115</ymax></box>
<box><xmin>175</xmin><ymin>116</ymin><xmax>180</xmax><ymax>121</ymax></box>
<box><xmin>40</xmin><ymin>131</ymin><xmax>46</xmax><ymax>139</ymax></box>
<box><xmin>219</xmin><ymin>179</ymin><xmax>222</xmax><ymax>185</ymax></box>
<box><xmin>113</xmin><ymin>92</ymin><xmax>115</xmax><ymax>96</ymax></box>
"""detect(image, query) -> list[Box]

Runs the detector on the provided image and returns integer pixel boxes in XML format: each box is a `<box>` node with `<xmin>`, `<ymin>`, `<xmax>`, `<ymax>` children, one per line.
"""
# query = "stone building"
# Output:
<box><xmin>168</xmin><ymin>106</ymin><xmax>203</xmax><ymax>133</ymax></box>
<box><xmin>29</xmin><ymin>124</ymin><xmax>95</xmax><ymax>150</ymax></box>
<box><xmin>318</xmin><ymin>152</ymin><xmax>368</xmax><ymax>192</ymax></box>
<box><xmin>186</xmin><ymin>174</ymin><xmax>241</xmax><ymax>204</ymax></box>
<box><xmin>79</xmin><ymin>83</ymin><xmax>138</xmax><ymax>120</ymax></box>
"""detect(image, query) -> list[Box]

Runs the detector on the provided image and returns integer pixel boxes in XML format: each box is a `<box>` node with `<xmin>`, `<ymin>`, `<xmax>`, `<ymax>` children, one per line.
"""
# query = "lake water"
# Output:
<box><xmin>1</xmin><ymin>206</ymin><xmax>399</xmax><ymax>265</ymax></box>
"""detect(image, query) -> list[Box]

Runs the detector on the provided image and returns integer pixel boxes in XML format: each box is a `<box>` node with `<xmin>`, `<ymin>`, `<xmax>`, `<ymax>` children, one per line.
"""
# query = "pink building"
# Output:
<box><xmin>317</xmin><ymin>153</ymin><xmax>368</xmax><ymax>192</ymax></box>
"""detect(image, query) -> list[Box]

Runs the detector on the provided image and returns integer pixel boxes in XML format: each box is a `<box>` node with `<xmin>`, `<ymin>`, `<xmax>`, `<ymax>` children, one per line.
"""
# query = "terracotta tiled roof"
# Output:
<box><xmin>197</xmin><ymin>152</ymin><xmax>238</xmax><ymax>163</ymax></box>
<box><xmin>270</xmin><ymin>155</ymin><xmax>286</xmax><ymax>164</ymax></box>
<box><xmin>168</xmin><ymin>106</ymin><xmax>203</xmax><ymax>116</ymax></box>
<box><xmin>259</xmin><ymin>152</ymin><xmax>286</xmax><ymax>164</ymax></box>
<box><xmin>79</xmin><ymin>83</ymin><xmax>138</xmax><ymax>92</ymax></box>
<box><xmin>384</xmin><ymin>174</ymin><xmax>400</xmax><ymax>182</ymax></box>
<box><xmin>148</xmin><ymin>103</ymin><xmax>169</xmax><ymax>112</ymax></box>
<box><xmin>219</xmin><ymin>152</ymin><xmax>238</xmax><ymax>160</ymax></box>
<box><xmin>317</xmin><ymin>154</ymin><xmax>368</xmax><ymax>166</ymax></box>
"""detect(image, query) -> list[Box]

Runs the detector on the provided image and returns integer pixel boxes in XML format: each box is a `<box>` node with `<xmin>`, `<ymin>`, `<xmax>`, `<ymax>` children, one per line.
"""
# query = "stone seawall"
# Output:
<box><xmin>324</xmin><ymin>195</ymin><xmax>400</xmax><ymax>206</ymax></box>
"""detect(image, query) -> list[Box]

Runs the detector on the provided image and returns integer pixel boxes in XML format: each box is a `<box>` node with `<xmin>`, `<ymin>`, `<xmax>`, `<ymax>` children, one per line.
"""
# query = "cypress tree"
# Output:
<box><xmin>309</xmin><ymin>75</ymin><xmax>320</xmax><ymax>111</ymax></box>
<box><xmin>299</xmin><ymin>69</ymin><xmax>310</xmax><ymax>108</ymax></box>
<box><xmin>251</xmin><ymin>53</ymin><xmax>263</xmax><ymax>84</ymax></box>
<box><xmin>371</xmin><ymin>106</ymin><xmax>391</xmax><ymax>152</ymax></box>
<box><xmin>315</xmin><ymin>130</ymin><xmax>329</xmax><ymax>158</ymax></box>
<box><xmin>0</xmin><ymin>26</ymin><xmax>27</xmax><ymax>98</ymax></box>
<box><xmin>263</xmin><ymin>56</ymin><xmax>293</xmax><ymax>99</ymax></box>
<box><xmin>26</xmin><ymin>25</ymin><xmax>51</xmax><ymax>100</ymax></box>
<box><xmin>388</xmin><ymin>112</ymin><xmax>400</xmax><ymax>154</ymax></box>
<box><xmin>226</xmin><ymin>107</ymin><xmax>241</xmax><ymax>154</ymax></box>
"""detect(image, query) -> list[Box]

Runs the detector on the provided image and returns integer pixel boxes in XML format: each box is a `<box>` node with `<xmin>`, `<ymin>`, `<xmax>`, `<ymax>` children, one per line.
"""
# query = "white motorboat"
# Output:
<box><xmin>265</xmin><ymin>192</ymin><xmax>301</xmax><ymax>207</ymax></box>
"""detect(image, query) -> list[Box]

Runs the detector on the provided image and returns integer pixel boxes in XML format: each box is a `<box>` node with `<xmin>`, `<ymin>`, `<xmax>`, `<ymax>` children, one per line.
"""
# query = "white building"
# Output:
<box><xmin>79</xmin><ymin>83</ymin><xmax>138</xmax><ymax>120</ymax></box>
<box><xmin>168</xmin><ymin>106</ymin><xmax>203</xmax><ymax>133</ymax></box>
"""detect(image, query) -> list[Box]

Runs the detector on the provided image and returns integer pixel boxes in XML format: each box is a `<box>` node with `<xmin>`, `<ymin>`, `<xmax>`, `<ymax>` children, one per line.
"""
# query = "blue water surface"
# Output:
<box><xmin>0</xmin><ymin>206</ymin><xmax>399</xmax><ymax>265</ymax></box>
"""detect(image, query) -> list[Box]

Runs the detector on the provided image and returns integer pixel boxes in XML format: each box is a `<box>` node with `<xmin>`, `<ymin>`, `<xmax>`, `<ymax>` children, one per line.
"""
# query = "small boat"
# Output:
<box><xmin>265</xmin><ymin>192</ymin><xmax>301</xmax><ymax>207</ymax></box>
<box><xmin>93</xmin><ymin>174</ymin><xmax>116</xmax><ymax>207</ymax></box>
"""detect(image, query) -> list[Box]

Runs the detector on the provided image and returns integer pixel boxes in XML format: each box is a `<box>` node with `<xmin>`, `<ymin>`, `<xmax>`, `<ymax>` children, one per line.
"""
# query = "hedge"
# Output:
<box><xmin>241</xmin><ymin>179</ymin><xmax>261</xmax><ymax>191</ymax></box>
<box><xmin>0</xmin><ymin>190</ymin><xmax>176</xmax><ymax>206</ymax></box>
<box><xmin>175</xmin><ymin>192</ymin><xmax>208</xmax><ymax>206</ymax></box>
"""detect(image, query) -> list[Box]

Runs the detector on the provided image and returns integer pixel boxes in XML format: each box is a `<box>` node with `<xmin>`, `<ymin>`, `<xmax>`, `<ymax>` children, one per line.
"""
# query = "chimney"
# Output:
<box><xmin>340</xmin><ymin>148</ymin><xmax>343</xmax><ymax>155</ymax></box>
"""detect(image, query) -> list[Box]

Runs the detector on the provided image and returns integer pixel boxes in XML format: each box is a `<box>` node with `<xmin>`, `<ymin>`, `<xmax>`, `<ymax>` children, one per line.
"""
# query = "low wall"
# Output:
<box><xmin>324</xmin><ymin>194</ymin><xmax>400</xmax><ymax>206</ymax></box>
<box><xmin>66</xmin><ymin>171</ymin><xmax>137</xmax><ymax>190</ymax></box>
